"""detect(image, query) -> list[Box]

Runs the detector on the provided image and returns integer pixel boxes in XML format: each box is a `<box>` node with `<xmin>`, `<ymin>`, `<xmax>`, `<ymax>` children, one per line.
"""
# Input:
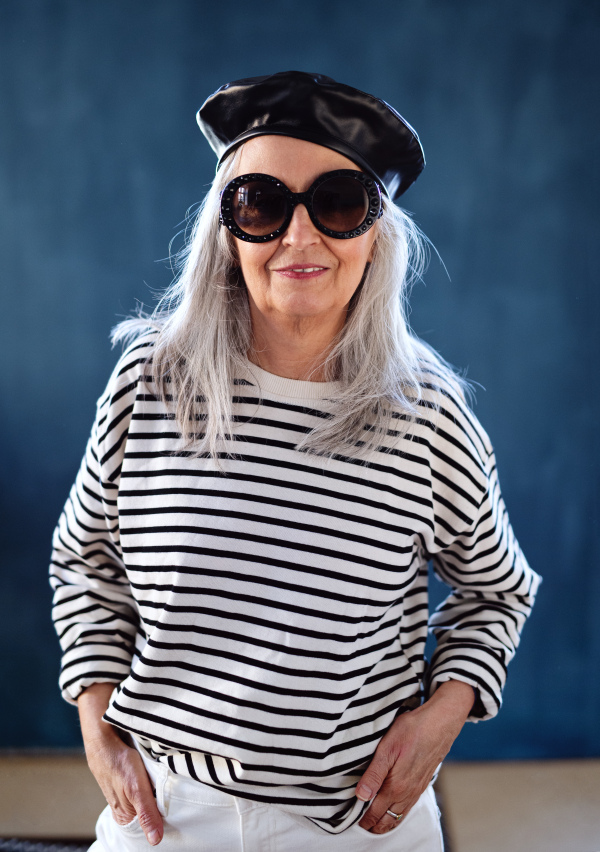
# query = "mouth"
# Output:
<box><xmin>272</xmin><ymin>264</ymin><xmax>328</xmax><ymax>279</ymax></box>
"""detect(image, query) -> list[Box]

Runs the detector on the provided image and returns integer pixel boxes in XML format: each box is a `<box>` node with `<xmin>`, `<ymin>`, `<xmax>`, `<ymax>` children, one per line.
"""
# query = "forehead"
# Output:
<box><xmin>236</xmin><ymin>135</ymin><xmax>361</xmax><ymax>191</ymax></box>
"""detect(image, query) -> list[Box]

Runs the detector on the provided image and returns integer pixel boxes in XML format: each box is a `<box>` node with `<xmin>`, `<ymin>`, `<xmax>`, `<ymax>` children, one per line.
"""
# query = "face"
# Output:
<box><xmin>233</xmin><ymin>135</ymin><xmax>378</xmax><ymax>337</ymax></box>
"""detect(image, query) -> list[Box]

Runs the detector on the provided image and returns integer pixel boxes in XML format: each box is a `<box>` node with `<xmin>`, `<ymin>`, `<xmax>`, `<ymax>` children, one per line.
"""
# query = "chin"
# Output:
<box><xmin>279</xmin><ymin>300</ymin><xmax>338</xmax><ymax>320</ymax></box>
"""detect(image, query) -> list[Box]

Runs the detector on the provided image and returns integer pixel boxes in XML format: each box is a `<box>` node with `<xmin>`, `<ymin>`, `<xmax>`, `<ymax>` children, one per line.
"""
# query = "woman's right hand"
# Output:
<box><xmin>77</xmin><ymin>682</ymin><xmax>163</xmax><ymax>846</ymax></box>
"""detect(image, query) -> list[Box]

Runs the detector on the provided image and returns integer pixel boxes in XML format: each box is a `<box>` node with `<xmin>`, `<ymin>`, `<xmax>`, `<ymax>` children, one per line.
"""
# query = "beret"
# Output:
<box><xmin>197</xmin><ymin>71</ymin><xmax>425</xmax><ymax>200</ymax></box>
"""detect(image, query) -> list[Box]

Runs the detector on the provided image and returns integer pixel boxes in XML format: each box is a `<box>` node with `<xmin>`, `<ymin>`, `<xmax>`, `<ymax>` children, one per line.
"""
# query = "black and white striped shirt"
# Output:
<box><xmin>50</xmin><ymin>336</ymin><xmax>540</xmax><ymax>833</ymax></box>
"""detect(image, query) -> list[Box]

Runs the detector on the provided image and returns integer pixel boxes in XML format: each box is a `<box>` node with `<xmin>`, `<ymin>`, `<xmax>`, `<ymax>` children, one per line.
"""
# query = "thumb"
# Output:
<box><xmin>355</xmin><ymin>748</ymin><xmax>393</xmax><ymax>802</ymax></box>
<box><xmin>132</xmin><ymin>783</ymin><xmax>164</xmax><ymax>846</ymax></box>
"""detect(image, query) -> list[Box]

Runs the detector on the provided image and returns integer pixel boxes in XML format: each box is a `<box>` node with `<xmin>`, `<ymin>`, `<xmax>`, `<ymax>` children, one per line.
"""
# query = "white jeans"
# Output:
<box><xmin>89</xmin><ymin>749</ymin><xmax>444</xmax><ymax>852</ymax></box>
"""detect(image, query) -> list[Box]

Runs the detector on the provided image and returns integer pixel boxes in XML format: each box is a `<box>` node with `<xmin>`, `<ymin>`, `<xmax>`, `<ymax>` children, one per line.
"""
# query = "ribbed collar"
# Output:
<box><xmin>242</xmin><ymin>360</ymin><xmax>341</xmax><ymax>401</ymax></box>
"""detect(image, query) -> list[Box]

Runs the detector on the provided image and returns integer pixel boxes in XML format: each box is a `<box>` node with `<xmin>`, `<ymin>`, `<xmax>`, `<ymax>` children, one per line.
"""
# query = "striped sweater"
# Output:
<box><xmin>50</xmin><ymin>336</ymin><xmax>540</xmax><ymax>833</ymax></box>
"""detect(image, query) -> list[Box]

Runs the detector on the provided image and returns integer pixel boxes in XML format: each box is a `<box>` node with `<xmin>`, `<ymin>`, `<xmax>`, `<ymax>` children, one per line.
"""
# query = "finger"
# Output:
<box><xmin>377</xmin><ymin>803</ymin><xmax>406</xmax><ymax>832</ymax></box>
<box><xmin>111</xmin><ymin>808</ymin><xmax>139</xmax><ymax>826</ymax></box>
<box><xmin>362</xmin><ymin>795</ymin><xmax>419</xmax><ymax>834</ymax></box>
<box><xmin>355</xmin><ymin>749</ymin><xmax>395</xmax><ymax>802</ymax></box>
<box><xmin>359</xmin><ymin>797</ymin><xmax>397</xmax><ymax>830</ymax></box>
<box><xmin>358</xmin><ymin>785</ymin><xmax>412</xmax><ymax>831</ymax></box>
<box><xmin>359</xmin><ymin>802</ymin><xmax>403</xmax><ymax>831</ymax></box>
<box><xmin>370</xmin><ymin>815</ymin><xmax>404</xmax><ymax>835</ymax></box>
<box><xmin>123</xmin><ymin>753</ymin><xmax>164</xmax><ymax>846</ymax></box>
<box><xmin>135</xmin><ymin>797</ymin><xmax>163</xmax><ymax>847</ymax></box>
<box><xmin>360</xmin><ymin>806</ymin><xmax>404</xmax><ymax>835</ymax></box>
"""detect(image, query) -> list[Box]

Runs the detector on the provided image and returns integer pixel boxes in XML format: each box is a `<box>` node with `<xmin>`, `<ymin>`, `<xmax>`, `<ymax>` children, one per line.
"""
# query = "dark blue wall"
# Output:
<box><xmin>1</xmin><ymin>0</ymin><xmax>598</xmax><ymax>758</ymax></box>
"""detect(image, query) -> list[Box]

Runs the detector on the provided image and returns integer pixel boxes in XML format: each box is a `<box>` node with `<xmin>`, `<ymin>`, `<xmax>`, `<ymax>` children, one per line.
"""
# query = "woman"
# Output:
<box><xmin>50</xmin><ymin>71</ymin><xmax>540</xmax><ymax>851</ymax></box>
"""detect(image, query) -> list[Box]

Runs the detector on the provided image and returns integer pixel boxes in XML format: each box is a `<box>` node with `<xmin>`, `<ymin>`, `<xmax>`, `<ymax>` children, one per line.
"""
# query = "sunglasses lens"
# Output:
<box><xmin>232</xmin><ymin>181</ymin><xmax>287</xmax><ymax>236</ymax></box>
<box><xmin>313</xmin><ymin>176</ymin><xmax>370</xmax><ymax>233</ymax></box>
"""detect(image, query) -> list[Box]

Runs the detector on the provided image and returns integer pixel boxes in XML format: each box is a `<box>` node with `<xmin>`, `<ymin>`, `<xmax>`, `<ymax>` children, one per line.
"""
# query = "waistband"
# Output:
<box><xmin>135</xmin><ymin>737</ymin><xmax>267</xmax><ymax>815</ymax></box>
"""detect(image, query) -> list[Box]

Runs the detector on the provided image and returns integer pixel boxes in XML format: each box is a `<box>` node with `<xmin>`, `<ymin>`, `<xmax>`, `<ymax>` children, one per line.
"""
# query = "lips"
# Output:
<box><xmin>274</xmin><ymin>264</ymin><xmax>328</xmax><ymax>272</ymax></box>
<box><xmin>272</xmin><ymin>264</ymin><xmax>328</xmax><ymax>279</ymax></box>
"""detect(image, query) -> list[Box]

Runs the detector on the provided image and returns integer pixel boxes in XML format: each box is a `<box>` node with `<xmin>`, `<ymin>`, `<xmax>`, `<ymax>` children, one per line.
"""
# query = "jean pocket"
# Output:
<box><xmin>351</xmin><ymin>821</ymin><xmax>405</xmax><ymax>842</ymax></box>
<box><xmin>113</xmin><ymin>813</ymin><xmax>145</xmax><ymax>835</ymax></box>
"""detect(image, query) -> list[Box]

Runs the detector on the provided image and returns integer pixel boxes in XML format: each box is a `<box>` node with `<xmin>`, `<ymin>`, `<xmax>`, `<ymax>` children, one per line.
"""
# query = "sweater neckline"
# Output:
<box><xmin>242</xmin><ymin>360</ymin><xmax>341</xmax><ymax>400</ymax></box>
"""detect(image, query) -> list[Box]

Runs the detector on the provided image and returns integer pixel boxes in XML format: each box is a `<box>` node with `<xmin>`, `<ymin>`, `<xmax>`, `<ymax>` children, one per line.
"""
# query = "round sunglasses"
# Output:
<box><xmin>219</xmin><ymin>169</ymin><xmax>383</xmax><ymax>242</ymax></box>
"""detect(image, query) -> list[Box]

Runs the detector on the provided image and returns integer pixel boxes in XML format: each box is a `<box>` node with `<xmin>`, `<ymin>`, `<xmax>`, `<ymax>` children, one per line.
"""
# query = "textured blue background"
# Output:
<box><xmin>1</xmin><ymin>0</ymin><xmax>598</xmax><ymax>759</ymax></box>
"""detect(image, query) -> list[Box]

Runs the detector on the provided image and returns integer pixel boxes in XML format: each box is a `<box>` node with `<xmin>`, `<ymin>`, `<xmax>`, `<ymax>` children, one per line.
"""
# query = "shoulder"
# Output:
<box><xmin>98</xmin><ymin>331</ymin><xmax>158</xmax><ymax>409</ymax></box>
<box><xmin>93</xmin><ymin>331</ymin><xmax>160</xmax><ymax>457</ymax></box>
<box><xmin>410</xmin><ymin>343</ymin><xmax>493</xmax><ymax>476</ymax></box>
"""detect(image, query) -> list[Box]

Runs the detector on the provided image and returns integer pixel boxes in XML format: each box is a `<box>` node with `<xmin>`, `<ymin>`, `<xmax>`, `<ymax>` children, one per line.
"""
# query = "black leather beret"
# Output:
<box><xmin>197</xmin><ymin>71</ymin><xmax>425</xmax><ymax>200</ymax></box>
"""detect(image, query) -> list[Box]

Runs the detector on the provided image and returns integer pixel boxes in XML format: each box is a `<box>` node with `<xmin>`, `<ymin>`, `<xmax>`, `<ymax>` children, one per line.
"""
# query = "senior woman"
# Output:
<box><xmin>50</xmin><ymin>71</ymin><xmax>540</xmax><ymax>851</ymax></box>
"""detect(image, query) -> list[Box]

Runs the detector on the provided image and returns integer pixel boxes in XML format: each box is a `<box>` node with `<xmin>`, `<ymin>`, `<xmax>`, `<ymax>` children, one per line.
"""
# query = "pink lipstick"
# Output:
<box><xmin>273</xmin><ymin>264</ymin><xmax>328</xmax><ymax>279</ymax></box>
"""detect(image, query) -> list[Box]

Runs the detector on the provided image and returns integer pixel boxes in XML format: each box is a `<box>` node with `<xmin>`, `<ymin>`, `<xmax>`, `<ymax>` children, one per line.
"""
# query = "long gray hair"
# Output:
<box><xmin>113</xmin><ymin>147</ymin><xmax>453</xmax><ymax>460</ymax></box>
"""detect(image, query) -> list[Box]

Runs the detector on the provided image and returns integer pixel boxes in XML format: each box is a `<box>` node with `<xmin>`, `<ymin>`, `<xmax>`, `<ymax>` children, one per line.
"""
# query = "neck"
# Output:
<box><xmin>248</xmin><ymin>310</ymin><xmax>344</xmax><ymax>382</ymax></box>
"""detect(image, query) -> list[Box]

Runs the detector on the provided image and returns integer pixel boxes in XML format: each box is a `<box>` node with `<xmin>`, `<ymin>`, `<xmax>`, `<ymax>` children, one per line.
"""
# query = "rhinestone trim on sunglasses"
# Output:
<box><xmin>219</xmin><ymin>170</ymin><xmax>383</xmax><ymax>242</ymax></box>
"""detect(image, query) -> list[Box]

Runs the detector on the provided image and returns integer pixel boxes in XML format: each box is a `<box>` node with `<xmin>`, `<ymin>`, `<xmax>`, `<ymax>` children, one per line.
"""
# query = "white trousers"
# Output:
<box><xmin>89</xmin><ymin>749</ymin><xmax>444</xmax><ymax>852</ymax></box>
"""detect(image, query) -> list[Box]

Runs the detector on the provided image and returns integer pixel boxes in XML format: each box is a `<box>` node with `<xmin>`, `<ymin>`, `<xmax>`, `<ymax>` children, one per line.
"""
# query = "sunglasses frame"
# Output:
<box><xmin>219</xmin><ymin>169</ymin><xmax>384</xmax><ymax>242</ymax></box>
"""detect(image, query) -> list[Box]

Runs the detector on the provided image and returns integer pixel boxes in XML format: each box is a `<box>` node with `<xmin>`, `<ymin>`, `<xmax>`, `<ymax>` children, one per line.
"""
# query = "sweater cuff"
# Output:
<box><xmin>426</xmin><ymin>645</ymin><xmax>506</xmax><ymax>721</ymax></box>
<box><xmin>59</xmin><ymin>644</ymin><xmax>133</xmax><ymax>705</ymax></box>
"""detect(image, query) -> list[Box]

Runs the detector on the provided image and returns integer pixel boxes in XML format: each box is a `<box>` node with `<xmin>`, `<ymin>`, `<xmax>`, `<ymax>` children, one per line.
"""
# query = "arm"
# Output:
<box><xmin>50</xmin><ymin>342</ymin><xmax>150</xmax><ymax>702</ymax></box>
<box><xmin>357</xmin><ymin>381</ymin><xmax>540</xmax><ymax>833</ymax></box>
<box><xmin>51</xmin><ymin>341</ymin><xmax>161</xmax><ymax>844</ymax></box>
<box><xmin>78</xmin><ymin>683</ymin><xmax>163</xmax><ymax>846</ymax></box>
<box><xmin>426</xmin><ymin>446</ymin><xmax>541</xmax><ymax>720</ymax></box>
<box><xmin>50</xmin><ymin>391</ymin><xmax>137</xmax><ymax>701</ymax></box>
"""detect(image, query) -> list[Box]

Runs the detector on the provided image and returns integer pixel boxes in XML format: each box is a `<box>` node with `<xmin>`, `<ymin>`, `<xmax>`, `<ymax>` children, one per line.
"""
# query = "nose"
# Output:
<box><xmin>282</xmin><ymin>203</ymin><xmax>320</xmax><ymax>249</ymax></box>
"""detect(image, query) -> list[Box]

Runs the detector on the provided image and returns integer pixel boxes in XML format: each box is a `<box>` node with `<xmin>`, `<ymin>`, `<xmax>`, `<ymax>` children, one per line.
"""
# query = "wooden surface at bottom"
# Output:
<box><xmin>438</xmin><ymin>759</ymin><xmax>600</xmax><ymax>852</ymax></box>
<box><xmin>0</xmin><ymin>752</ymin><xmax>102</xmax><ymax>840</ymax></box>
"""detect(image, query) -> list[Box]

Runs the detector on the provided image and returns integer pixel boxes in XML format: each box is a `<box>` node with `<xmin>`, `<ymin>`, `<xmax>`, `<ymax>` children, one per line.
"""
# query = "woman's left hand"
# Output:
<box><xmin>356</xmin><ymin>680</ymin><xmax>475</xmax><ymax>834</ymax></box>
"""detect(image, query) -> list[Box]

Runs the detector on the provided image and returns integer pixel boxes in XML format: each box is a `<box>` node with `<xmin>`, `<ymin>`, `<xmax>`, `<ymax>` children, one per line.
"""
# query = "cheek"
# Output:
<box><xmin>237</xmin><ymin>243</ymin><xmax>272</xmax><ymax>283</ymax></box>
<box><xmin>365</xmin><ymin>228</ymin><xmax>378</xmax><ymax>263</ymax></box>
<box><xmin>337</xmin><ymin>236</ymin><xmax>376</xmax><ymax>273</ymax></box>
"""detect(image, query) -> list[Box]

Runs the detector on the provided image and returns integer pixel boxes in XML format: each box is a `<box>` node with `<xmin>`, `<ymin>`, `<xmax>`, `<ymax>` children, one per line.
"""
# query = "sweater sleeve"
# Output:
<box><xmin>49</xmin><ymin>340</ymin><xmax>151</xmax><ymax>704</ymax></box>
<box><xmin>424</xmin><ymin>384</ymin><xmax>541</xmax><ymax>722</ymax></box>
